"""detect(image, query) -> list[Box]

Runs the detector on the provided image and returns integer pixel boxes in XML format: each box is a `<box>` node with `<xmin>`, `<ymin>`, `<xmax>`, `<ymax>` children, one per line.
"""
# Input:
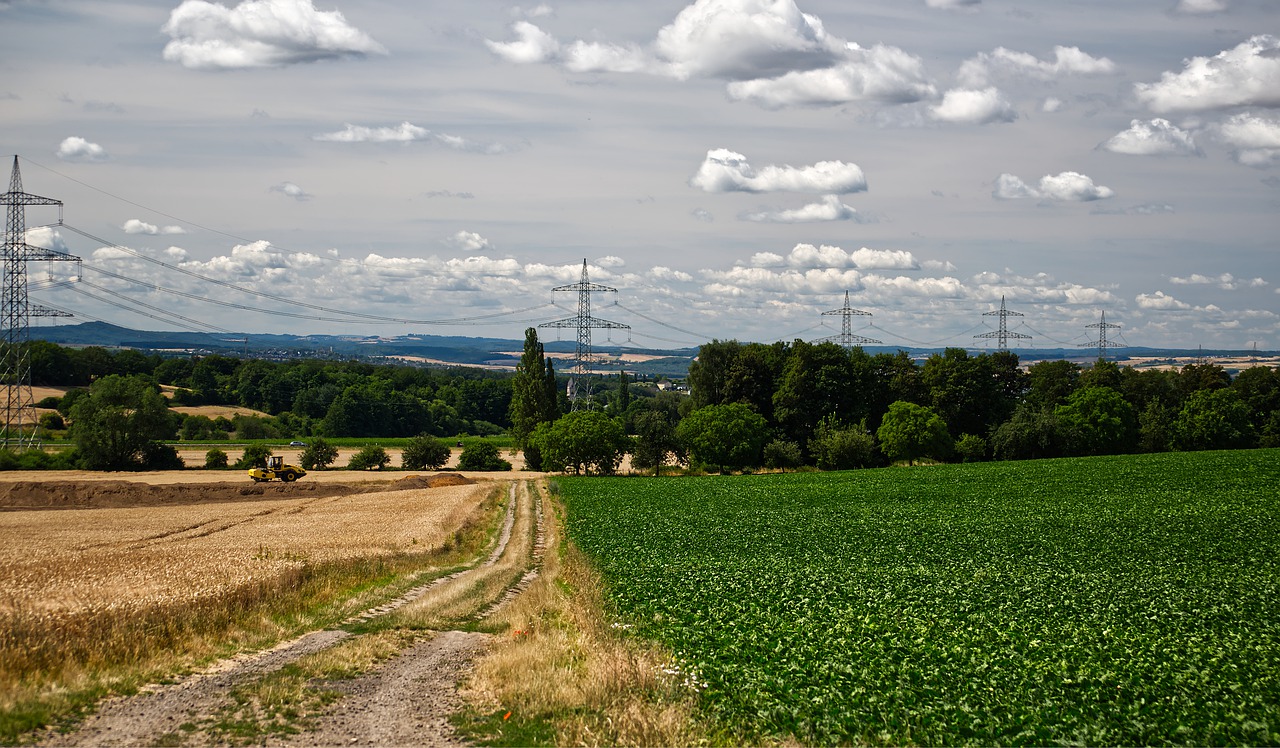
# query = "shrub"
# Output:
<box><xmin>38</xmin><ymin>412</ymin><xmax>65</xmax><ymax>432</ymax></box>
<box><xmin>762</xmin><ymin>439</ymin><xmax>803</xmax><ymax>472</ymax></box>
<box><xmin>234</xmin><ymin>444</ymin><xmax>273</xmax><ymax>469</ymax></box>
<box><xmin>954</xmin><ymin>434</ymin><xmax>988</xmax><ymax>463</ymax></box>
<box><xmin>457</xmin><ymin>441</ymin><xmax>512</xmax><ymax>471</ymax></box>
<box><xmin>811</xmin><ymin>419</ymin><xmax>877</xmax><ymax>470</ymax></box>
<box><xmin>204</xmin><ymin>448</ymin><xmax>229</xmax><ymax>469</ymax></box>
<box><xmin>300</xmin><ymin>438</ymin><xmax>339</xmax><ymax>470</ymax></box>
<box><xmin>141</xmin><ymin>443</ymin><xmax>184</xmax><ymax>470</ymax></box>
<box><xmin>347</xmin><ymin>444</ymin><xmax>391</xmax><ymax>471</ymax></box>
<box><xmin>401</xmin><ymin>434</ymin><xmax>451</xmax><ymax>471</ymax></box>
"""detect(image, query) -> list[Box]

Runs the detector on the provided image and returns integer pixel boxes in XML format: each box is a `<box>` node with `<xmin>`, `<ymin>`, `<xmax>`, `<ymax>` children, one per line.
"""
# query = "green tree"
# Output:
<box><xmin>1172</xmin><ymin>389</ymin><xmax>1256</xmax><ymax>451</ymax></box>
<box><xmin>457</xmin><ymin>441</ymin><xmax>513</xmax><ymax>471</ymax></box>
<box><xmin>761</xmin><ymin>439</ymin><xmax>802</xmax><ymax>472</ymax></box>
<box><xmin>876</xmin><ymin>401</ymin><xmax>952</xmax><ymax>465</ymax></box>
<box><xmin>509</xmin><ymin>328</ymin><xmax>559</xmax><ymax>467</ymax></box>
<box><xmin>401</xmin><ymin>434</ymin><xmax>451</xmax><ymax>470</ymax></box>
<box><xmin>531</xmin><ymin>411</ymin><xmax>628</xmax><ymax>475</ymax></box>
<box><xmin>347</xmin><ymin>444</ymin><xmax>391</xmax><ymax>470</ymax></box>
<box><xmin>809</xmin><ymin>417</ymin><xmax>878</xmax><ymax>470</ymax></box>
<box><xmin>991</xmin><ymin>405</ymin><xmax>1065</xmax><ymax>461</ymax></box>
<box><xmin>300</xmin><ymin>438</ymin><xmax>339</xmax><ymax>470</ymax></box>
<box><xmin>235</xmin><ymin>444</ymin><xmax>273</xmax><ymax>469</ymax></box>
<box><xmin>1026</xmin><ymin>359</ymin><xmax>1081</xmax><ymax>409</ymax></box>
<box><xmin>630</xmin><ymin>410</ymin><xmax>684</xmax><ymax>476</ymax></box>
<box><xmin>954</xmin><ymin>434</ymin><xmax>988</xmax><ymax>463</ymax></box>
<box><xmin>676</xmin><ymin>403</ymin><xmax>768</xmax><ymax>473</ymax></box>
<box><xmin>1055</xmin><ymin>386</ymin><xmax>1138</xmax><ymax>456</ymax></box>
<box><xmin>204</xmin><ymin>448</ymin><xmax>229</xmax><ymax>469</ymax></box>
<box><xmin>69</xmin><ymin>375</ymin><xmax>176</xmax><ymax>470</ymax></box>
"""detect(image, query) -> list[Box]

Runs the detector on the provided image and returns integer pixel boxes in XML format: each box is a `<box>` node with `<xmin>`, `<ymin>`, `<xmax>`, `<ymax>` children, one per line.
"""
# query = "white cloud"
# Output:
<box><xmin>958</xmin><ymin>46</ymin><xmax>1117</xmax><ymax>88</ymax></box>
<box><xmin>741</xmin><ymin>195</ymin><xmax>860</xmax><ymax>222</ymax></box>
<box><xmin>314</xmin><ymin>122</ymin><xmax>508</xmax><ymax>153</ymax></box>
<box><xmin>650</xmin><ymin>266</ymin><xmax>694</xmax><ymax>282</ymax></box>
<box><xmin>1169</xmin><ymin>272</ymin><xmax>1265</xmax><ymax>290</ymax></box>
<box><xmin>1213</xmin><ymin>112</ymin><xmax>1280</xmax><ymax>167</ymax></box>
<box><xmin>161</xmin><ymin>0</ymin><xmax>387</xmax><ymax>70</ymax></box>
<box><xmin>315</xmin><ymin>122</ymin><xmax>429</xmax><ymax>143</ymax></box>
<box><xmin>689</xmin><ymin>149</ymin><xmax>867</xmax><ymax>193</ymax></box>
<box><xmin>1042</xmin><ymin>97</ymin><xmax>1063</xmax><ymax>113</ymax></box>
<box><xmin>994</xmin><ymin>171</ymin><xmax>1114</xmax><ymax>201</ymax></box>
<box><xmin>447</xmin><ymin>231</ymin><xmax>492</xmax><ymax>252</ymax></box>
<box><xmin>1174</xmin><ymin>0</ymin><xmax>1228</xmax><ymax>14</ymax></box>
<box><xmin>1135</xmin><ymin>35</ymin><xmax>1280</xmax><ymax>113</ymax></box>
<box><xmin>925</xmin><ymin>0</ymin><xmax>980</xmax><ymax>10</ymax></box>
<box><xmin>1136</xmin><ymin>291</ymin><xmax>1191</xmax><ymax>310</ymax></box>
<box><xmin>1101</xmin><ymin>118</ymin><xmax>1201</xmax><ymax>156</ymax></box>
<box><xmin>652</xmin><ymin>0</ymin><xmax>844</xmax><ymax>81</ymax></box>
<box><xmin>56</xmin><ymin>136</ymin><xmax>107</xmax><ymax>162</ymax></box>
<box><xmin>122</xmin><ymin>219</ymin><xmax>186</xmax><ymax>235</ymax></box>
<box><xmin>725</xmin><ymin>43</ymin><xmax>936</xmax><ymax>108</ymax></box>
<box><xmin>23</xmin><ymin>227</ymin><xmax>72</xmax><ymax>253</ymax></box>
<box><xmin>929</xmin><ymin>87</ymin><xmax>1017</xmax><ymax>124</ymax></box>
<box><xmin>748</xmin><ymin>243</ymin><xmax>919</xmax><ymax>270</ymax></box>
<box><xmin>486</xmin><ymin>1</ymin><xmax>936</xmax><ymax>110</ymax></box>
<box><xmin>485</xmin><ymin>20</ymin><xmax>560</xmax><ymax>64</ymax></box>
<box><xmin>270</xmin><ymin>181</ymin><xmax>311</xmax><ymax>200</ymax></box>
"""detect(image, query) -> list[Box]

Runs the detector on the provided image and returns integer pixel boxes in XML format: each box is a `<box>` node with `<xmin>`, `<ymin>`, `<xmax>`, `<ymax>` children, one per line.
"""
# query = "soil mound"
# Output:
<box><xmin>389</xmin><ymin>473</ymin><xmax>476</xmax><ymax>490</ymax></box>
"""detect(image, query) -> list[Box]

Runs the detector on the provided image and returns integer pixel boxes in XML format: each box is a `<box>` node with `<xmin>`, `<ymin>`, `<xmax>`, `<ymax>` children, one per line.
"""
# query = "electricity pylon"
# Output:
<box><xmin>1080</xmin><ymin>310</ymin><xmax>1121</xmax><ymax>360</ymax></box>
<box><xmin>819</xmin><ymin>290</ymin><xmax>880</xmax><ymax>347</ymax></box>
<box><xmin>974</xmin><ymin>295</ymin><xmax>1030</xmax><ymax>350</ymax></box>
<box><xmin>2</xmin><ymin>156</ymin><xmax>78</xmax><ymax>447</ymax></box>
<box><xmin>540</xmin><ymin>259</ymin><xmax>629</xmax><ymax>410</ymax></box>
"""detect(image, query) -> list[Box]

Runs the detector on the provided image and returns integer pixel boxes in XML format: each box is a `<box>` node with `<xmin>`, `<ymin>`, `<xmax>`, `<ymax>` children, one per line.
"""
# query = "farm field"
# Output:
<box><xmin>561</xmin><ymin>450</ymin><xmax>1280</xmax><ymax>746</ymax></box>
<box><xmin>0</xmin><ymin>477</ymin><xmax>499</xmax><ymax>739</ymax></box>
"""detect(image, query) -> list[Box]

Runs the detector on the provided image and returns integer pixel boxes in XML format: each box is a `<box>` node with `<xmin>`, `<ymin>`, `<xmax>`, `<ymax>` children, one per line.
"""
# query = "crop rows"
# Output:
<box><xmin>561</xmin><ymin>450</ymin><xmax>1280</xmax><ymax>745</ymax></box>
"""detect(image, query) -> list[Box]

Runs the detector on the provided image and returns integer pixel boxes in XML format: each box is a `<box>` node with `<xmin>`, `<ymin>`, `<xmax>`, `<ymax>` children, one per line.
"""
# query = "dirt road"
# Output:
<box><xmin>37</xmin><ymin>479</ymin><xmax>545</xmax><ymax>747</ymax></box>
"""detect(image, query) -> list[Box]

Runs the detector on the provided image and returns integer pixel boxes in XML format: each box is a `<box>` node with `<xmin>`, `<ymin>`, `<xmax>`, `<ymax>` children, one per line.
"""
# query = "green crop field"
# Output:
<box><xmin>561</xmin><ymin>450</ymin><xmax>1280</xmax><ymax>746</ymax></box>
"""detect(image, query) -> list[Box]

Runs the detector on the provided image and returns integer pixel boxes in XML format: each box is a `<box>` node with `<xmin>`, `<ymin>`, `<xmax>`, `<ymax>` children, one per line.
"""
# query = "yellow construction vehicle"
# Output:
<box><xmin>248</xmin><ymin>455</ymin><xmax>306</xmax><ymax>483</ymax></box>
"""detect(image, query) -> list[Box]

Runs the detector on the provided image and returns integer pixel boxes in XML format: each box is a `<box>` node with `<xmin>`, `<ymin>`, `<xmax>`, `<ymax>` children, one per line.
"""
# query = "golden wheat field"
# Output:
<box><xmin>0</xmin><ymin>483</ymin><xmax>488</xmax><ymax>617</ymax></box>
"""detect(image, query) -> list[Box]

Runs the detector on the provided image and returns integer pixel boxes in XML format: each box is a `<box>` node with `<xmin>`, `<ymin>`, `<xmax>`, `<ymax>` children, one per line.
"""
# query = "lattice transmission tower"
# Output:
<box><xmin>819</xmin><ymin>290</ymin><xmax>880</xmax><ymax>347</ymax></box>
<box><xmin>3</xmin><ymin>156</ymin><xmax>78</xmax><ymax>447</ymax></box>
<box><xmin>540</xmin><ymin>259</ymin><xmax>629</xmax><ymax>410</ymax></box>
<box><xmin>1080</xmin><ymin>310</ymin><xmax>1122</xmax><ymax>360</ymax></box>
<box><xmin>974</xmin><ymin>295</ymin><xmax>1031</xmax><ymax>350</ymax></box>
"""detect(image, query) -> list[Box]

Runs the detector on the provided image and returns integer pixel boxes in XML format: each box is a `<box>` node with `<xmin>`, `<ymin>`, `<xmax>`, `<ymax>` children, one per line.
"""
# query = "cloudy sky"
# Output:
<box><xmin>2</xmin><ymin>0</ymin><xmax>1278</xmax><ymax>351</ymax></box>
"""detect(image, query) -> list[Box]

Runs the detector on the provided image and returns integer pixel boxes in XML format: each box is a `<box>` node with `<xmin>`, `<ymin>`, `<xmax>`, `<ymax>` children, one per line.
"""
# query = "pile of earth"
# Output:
<box><xmin>0</xmin><ymin>473</ymin><xmax>476</xmax><ymax>511</ymax></box>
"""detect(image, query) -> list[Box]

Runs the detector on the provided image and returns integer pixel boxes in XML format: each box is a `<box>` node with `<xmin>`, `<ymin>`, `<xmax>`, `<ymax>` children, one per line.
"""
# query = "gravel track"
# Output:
<box><xmin>38</xmin><ymin>480</ymin><xmax>543</xmax><ymax>748</ymax></box>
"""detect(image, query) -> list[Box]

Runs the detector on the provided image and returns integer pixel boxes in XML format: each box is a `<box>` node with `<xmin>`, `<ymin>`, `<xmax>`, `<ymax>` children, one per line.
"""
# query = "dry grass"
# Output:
<box><xmin>462</xmin><ymin>481</ymin><xmax>706</xmax><ymax>747</ymax></box>
<box><xmin>386</xmin><ymin>481</ymin><xmax>539</xmax><ymax>630</ymax></box>
<box><xmin>0</xmin><ymin>482</ymin><xmax>501</xmax><ymax>742</ymax></box>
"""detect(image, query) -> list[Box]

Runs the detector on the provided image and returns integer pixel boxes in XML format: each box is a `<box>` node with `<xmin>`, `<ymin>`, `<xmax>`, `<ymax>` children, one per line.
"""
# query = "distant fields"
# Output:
<box><xmin>561</xmin><ymin>451</ymin><xmax>1280</xmax><ymax>746</ymax></box>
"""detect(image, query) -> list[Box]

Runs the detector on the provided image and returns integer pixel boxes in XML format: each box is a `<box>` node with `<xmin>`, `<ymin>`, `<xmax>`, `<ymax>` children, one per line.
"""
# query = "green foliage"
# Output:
<box><xmin>992</xmin><ymin>405</ymin><xmax>1065</xmax><ymax>461</ymax></box>
<box><xmin>876</xmin><ymin>400</ymin><xmax>952</xmax><ymax>465</ymax></box>
<box><xmin>69</xmin><ymin>374</ymin><xmax>176</xmax><ymax>471</ymax></box>
<box><xmin>809</xmin><ymin>417</ymin><xmax>878</xmax><ymax>470</ymax></box>
<box><xmin>204</xmin><ymin>448</ymin><xmax>229</xmax><ymax>469</ymax></box>
<box><xmin>530</xmin><ymin>410</ymin><xmax>628</xmax><ymax>475</ymax></box>
<box><xmin>141</xmin><ymin>442</ymin><xmax>184</xmax><ymax>470</ymax></box>
<box><xmin>761</xmin><ymin>438</ymin><xmax>802</xmax><ymax>472</ymax></box>
<box><xmin>180</xmin><ymin>414</ymin><xmax>224</xmax><ymax>441</ymax></box>
<box><xmin>0</xmin><ymin>448</ymin><xmax>77</xmax><ymax>470</ymax></box>
<box><xmin>400</xmin><ymin>434</ymin><xmax>451</xmax><ymax>471</ymax></box>
<box><xmin>676</xmin><ymin>403</ymin><xmax>768</xmax><ymax>473</ymax></box>
<box><xmin>630</xmin><ymin>410</ymin><xmax>684</xmax><ymax>476</ymax></box>
<box><xmin>1055</xmin><ymin>386</ymin><xmax>1138</xmax><ymax>456</ymax></box>
<box><xmin>954</xmin><ymin>433</ymin><xmax>988</xmax><ymax>462</ymax></box>
<box><xmin>1172</xmin><ymin>388</ymin><xmax>1256</xmax><ymax>451</ymax></box>
<box><xmin>299</xmin><ymin>438</ymin><xmax>339</xmax><ymax>471</ymax></box>
<box><xmin>235</xmin><ymin>444</ymin><xmax>273</xmax><ymax>470</ymax></box>
<box><xmin>456</xmin><ymin>441</ymin><xmax>512</xmax><ymax>472</ymax></box>
<box><xmin>37</xmin><ymin>412</ymin><xmax>65</xmax><ymax>432</ymax></box>
<box><xmin>509</xmin><ymin>328</ymin><xmax>559</xmax><ymax>449</ymax></box>
<box><xmin>347</xmin><ymin>444</ymin><xmax>391</xmax><ymax>470</ymax></box>
<box><xmin>561</xmin><ymin>450</ymin><xmax>1280</xmax><ymax>746</ymax></box>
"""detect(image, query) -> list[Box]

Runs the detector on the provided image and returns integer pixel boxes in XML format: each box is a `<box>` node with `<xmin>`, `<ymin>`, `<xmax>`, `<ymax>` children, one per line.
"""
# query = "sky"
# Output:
<box><xmin>1</xmin><ymin>0</ymin><xmax>1278</xmax><ymax>352</ymax></box>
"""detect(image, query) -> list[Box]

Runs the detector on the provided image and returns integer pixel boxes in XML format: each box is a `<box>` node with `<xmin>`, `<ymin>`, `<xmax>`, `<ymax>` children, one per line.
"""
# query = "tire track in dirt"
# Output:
<box><xmin>39</xmin><ymin>481</ymin><xmax>532</xmax><ymax>748</ymax></box>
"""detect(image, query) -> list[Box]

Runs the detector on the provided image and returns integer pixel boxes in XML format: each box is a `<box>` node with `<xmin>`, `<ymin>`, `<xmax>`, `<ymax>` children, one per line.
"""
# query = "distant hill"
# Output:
<box><xmin>28</xmin><ymin>322</ymin><xmax>1276</xmax><ymax>378</ymax></box>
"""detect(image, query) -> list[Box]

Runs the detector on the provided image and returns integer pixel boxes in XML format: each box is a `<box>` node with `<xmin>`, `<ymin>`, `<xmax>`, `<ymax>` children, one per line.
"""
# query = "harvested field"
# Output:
<box><xmin>0</xmin><ymin>479</ymin><xmax>488</xmax><ymax>616</ymax></box>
